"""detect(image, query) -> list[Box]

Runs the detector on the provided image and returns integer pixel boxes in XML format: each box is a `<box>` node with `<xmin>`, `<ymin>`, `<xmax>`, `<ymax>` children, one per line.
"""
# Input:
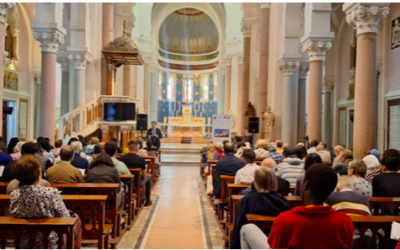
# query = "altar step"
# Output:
<box><xmin>161</xmin><ymin>137</ymin><xmax>210</xmax><ymax>144</ymax></box>
<box><xmin>161</xmin><ymin>143</ymin><xmax>205</xmax><ymax>167</ymax></box>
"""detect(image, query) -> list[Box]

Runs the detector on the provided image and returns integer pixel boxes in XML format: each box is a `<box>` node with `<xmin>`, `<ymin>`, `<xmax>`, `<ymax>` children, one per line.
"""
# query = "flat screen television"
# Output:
<box><xmin>103</xmin><ymin>103</ymin><xmax>136</xmax><ymax>121</ymax></box>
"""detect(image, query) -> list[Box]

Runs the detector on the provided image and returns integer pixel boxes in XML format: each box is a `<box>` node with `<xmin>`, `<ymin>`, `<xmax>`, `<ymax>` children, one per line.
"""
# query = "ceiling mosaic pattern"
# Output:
<box><xmin>159</xmin><ymin>8</ymin><xmax>219</xmax><ymax>55</ymax></box>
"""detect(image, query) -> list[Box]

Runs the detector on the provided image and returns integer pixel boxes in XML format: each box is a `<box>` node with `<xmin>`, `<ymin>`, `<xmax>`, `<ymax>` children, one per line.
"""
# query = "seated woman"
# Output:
<box><xmin>348</xmin><ymin>160</ymin><xmax>372</xmax><ymax>197</ymax></box>
<box><xmin>213</xmin><ymin>142</ymin><xmax>224</xmax><ymax>160</ymax></box>
<box><xmin>136</xmin><ymin>138</ymin><xmax>148</xmax><ymax>157</ymax></box>
<box><xmin>9</xmin><ymin>155</ymin><xmax>81</xmax><ymax>249</ymax></box>
<box><xmin>85</xmin><ymin>153</ymin><xmax>123</xmax><ymax>207</ymax></box>
<box><xmin>254</xmin><ymin>139</ymin><xmax>269</xmax><ymax>159</ymax></box>
<box><xmin>294</xmin><ymin>153</ymin><xmax>322</xmax><ymax>196</ymax></box>
<box><xmin>231</xmin><ymin>166</ymin><xmax>290</xmax><ymax>249</ymax></box>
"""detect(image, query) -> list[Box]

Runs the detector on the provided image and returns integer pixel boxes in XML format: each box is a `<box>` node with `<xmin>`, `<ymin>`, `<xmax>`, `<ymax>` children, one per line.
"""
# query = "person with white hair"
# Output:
<box><xmin>332</xmin><ymin>145</ymin><xmax>344</xmax><ymax>169</ymax></box>
<box><xmin>70</xmin><ymin>141</ymin><xmax>89</xmax><ymax>172</ymax></box>
<box><xmin>316</xmin><ymin>144</ymin><xmax>332</xmax><ymax>163</ymax></box>
<box><xmin>254</xmin><ymin>139</ymin><xmax>269</xmax><ymax>159</ymax></box>
<box><xmin>325</xmin><ymin>176</ymin><xmax>371</xmax><ymax>216</ymax></box>
<box><xmin>240</xmin><ymin>158</ymin><xmax>290</xmax><ymax>196</ymax></box>
<box><xmin>10</xmin><ymin>141</ymin><xmax>25</xmax><ymax>160</ymax></box>
<box><xmin>231</xmin><ymin>166</ymin><xmax>290</xmax><ymax>249</ymax></box>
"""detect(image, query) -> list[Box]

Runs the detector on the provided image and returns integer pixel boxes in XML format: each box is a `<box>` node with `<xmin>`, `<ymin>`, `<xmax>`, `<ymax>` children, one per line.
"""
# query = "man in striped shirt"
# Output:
<box><xmin>325</xmin><ymin>176</ymin><xmax>371</xmax><ymax>216</ymax></box>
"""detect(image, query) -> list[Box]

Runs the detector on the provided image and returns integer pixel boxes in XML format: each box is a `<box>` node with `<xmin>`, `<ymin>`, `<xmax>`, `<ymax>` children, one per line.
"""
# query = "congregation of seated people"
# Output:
<box><xmin>203</xmin><ymin>135</ymin><xmax>400</xmax><ymax>249</ymax></box>
<box><xmin>0</xmin><ymin>134</ymin><xmax>157</xmax><ymax>248</ymax></box>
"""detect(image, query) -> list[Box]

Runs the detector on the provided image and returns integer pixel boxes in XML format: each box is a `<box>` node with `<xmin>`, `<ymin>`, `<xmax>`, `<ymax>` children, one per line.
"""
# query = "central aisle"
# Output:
<box><xmin>118</xmin><ymin>166</ymin><xmax>224</xmax><ymax>249</ymax></box>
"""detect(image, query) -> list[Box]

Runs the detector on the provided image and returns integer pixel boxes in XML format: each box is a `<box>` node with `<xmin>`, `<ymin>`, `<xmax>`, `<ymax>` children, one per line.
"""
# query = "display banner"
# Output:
<box><xmin>212</xmin><ymin>114</ymin><xmax>232</xmax><ymax>143</ymax></box>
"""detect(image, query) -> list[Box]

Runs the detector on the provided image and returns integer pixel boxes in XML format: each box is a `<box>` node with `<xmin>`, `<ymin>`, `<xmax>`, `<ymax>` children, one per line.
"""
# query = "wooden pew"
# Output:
<box><xmin>0</xmin><ymin>194</ymin><xmax>110</xmax><ymax>249</ymax></box>
<box><xmin>144</xmin><ymin>156</ymin><xmax>156</xmax><ymax>185</ymax></box>
<box><xmin>129</xmin><ymin>168</ymin><xmax>145</xmax><ymax>212</ymax></box>
<box><xmin>246</xmin><ymin>214</ymin><xmax>400</xmax><ymax>249</ymax></box>
<box><xmin>0</xmin><ymin>183</ymin><xmax>7</xmax><ymax>194</ymax></box>
<box><xmin>50</xmin><ymin>183</ymin><xmax>120</xmax><ymax>241</ymax></box>
<box><xmin>0</xmin><ymin>217</ymin><xmax>77</xmax><ymax>249</ymax></box>
<box><xmin>289</xmin><ymin>184</ymin><xmax>296</xmax><ymax>195</ymax></box>
<box><xmin>218</xmin><ymin>175</ymin><xmax>235</xmax><ymax>221</ymax></box>
<box><xmin>369</xmin><ymin>197</ymin><xmax>400</xmax><ymax>215</ymax></box>
<box><xmin>119</xmin><ymin>174</ymin><xmax>135</xmax><ymax>226</ymax></box>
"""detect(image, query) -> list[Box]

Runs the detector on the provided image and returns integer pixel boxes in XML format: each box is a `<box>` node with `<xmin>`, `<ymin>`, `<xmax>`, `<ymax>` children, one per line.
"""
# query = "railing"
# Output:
<box><xmin>55</xmin><ymin>97</ymin><xmax>103</xmax><ymax>140</ymax></box>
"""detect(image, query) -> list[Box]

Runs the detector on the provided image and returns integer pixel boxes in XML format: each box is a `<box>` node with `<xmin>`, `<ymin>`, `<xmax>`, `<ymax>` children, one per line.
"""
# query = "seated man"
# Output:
<box><xmin>332</xmin><ymin>145</ymin><xmax>344</xmax><ymax>169</ymax></box>
<box><xmin>46</xmin><ymin>145</ymin><xmax>84</xmax><ymax>183</ymax></box>
<box><xmin>325</xmin><ymin>176</ymin><xmax>371</xmax><ymax>216</ymax></box>
<box><xmin>316</xmin><ymin>144</ymin><xmax>332</xmax><ymax>163</ymax></box>
<box><xmin>118</xmin><ymin>141</ymin><xmax>153</xmax><ymax>206</ymax></box>
<box><xmin>213</xmin><ymin>142</ymin><xmax>244</xmax><ymax>199</ymax></box>
<box><xmin>240</xmin><ymin>164</ymin><xmax>354</xmax><ymax>249</ymax></box>
<box><xmin>240</xmin><ymin>158</ymin><xmax>290</xmax><ymax>196</ymax></box>
<box><xmin>276</xmin><ymin>148</ymin><xmax>303</xmax><ymax>184</ymax></box>
<box><xmin>335</xmin><ymin>150</ymin><xmax>353</xmax><ymax>176</ymax></box>
<box><xmin>234</xmin><ymin>149</ymin><xmax>258</xmax><ymax>184</ymax></box>
<box><xmin>70</xmin><ymin>141</ymin><xmax>89</xmax><ymax>171</ymax></box>
<box><xmin>373</xmin><ymin>150</ymin><xmax>400</xmax><ymax>197</ymax></box>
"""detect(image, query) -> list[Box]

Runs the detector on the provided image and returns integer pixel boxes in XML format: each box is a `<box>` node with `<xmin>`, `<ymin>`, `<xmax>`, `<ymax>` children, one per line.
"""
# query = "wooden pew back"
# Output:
<box><xmin>0</xmin><ymin>217</ymin><xmax>77</xmax><ymax>249</ymax></box>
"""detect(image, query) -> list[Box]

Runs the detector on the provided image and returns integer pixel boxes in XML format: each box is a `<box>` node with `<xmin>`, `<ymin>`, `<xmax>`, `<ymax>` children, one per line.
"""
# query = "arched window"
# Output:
<box><xmin>158</xmin><ymin>71</ymin><xmax>163</xmax><ymax>100</ymax></box>
<box><xmin>167</xmin><ymin>76</ymin><xmax>175</xmax><ymax>101</ymax></box>
<box><xmin>200</xmin><ymin>76</ymin><xmax>209</xmax><ymax>102</ymax></box>
<box><xmin>183</xmin><ymin>75</ymin><xmax>194</xmax><ymax>103</ymax></box>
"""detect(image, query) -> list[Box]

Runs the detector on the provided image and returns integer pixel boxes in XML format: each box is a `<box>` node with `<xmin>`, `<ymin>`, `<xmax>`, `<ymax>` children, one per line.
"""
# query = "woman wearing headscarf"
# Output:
<box><xmin>6</xmin><ymin>137</ymin><xmax>19</xmax><ymax>155</ymax></box>
<box><xmin>363</xmin><ymin>155</ymin><xmax>381</xmax><ymax>183</ymax></box>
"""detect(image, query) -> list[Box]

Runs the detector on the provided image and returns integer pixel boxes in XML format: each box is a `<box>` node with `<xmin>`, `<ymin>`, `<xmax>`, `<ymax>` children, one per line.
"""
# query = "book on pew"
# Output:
<box><xmin>391</xmin><ymin>222</ymin><xmax>400</xmax><ymax>241</ymax></box>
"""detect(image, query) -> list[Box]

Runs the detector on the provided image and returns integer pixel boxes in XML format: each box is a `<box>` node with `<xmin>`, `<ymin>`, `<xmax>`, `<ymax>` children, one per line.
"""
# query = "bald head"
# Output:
<box><xmin>334</xmin><ymin>145</ymin><xmax>344</xmax><ymax>156</ymax></box>
<box><xmin>60</xmin><ymin>145</ymin><xmax>75</xmax><ymax>162</ymax></box>
<box><xmin>224</xmin><ymin>142</ymin><xmax>235</xmax><ymax>154</ymax></box>
<box><xmin>262</xmin><ymin>158</ymin><xmax>277</xmax><ymax>172</ymax></box>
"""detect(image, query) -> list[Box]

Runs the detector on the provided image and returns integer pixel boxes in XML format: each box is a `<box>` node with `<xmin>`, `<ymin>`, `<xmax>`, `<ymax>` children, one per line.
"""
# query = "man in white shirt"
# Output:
<box><xmin>307</xmin><ymin>140</ymin><xmax>319</xmax><ymax>154</ymax></box>
<box><xmin>235</xmin><ymin>149</ymin><xmax>258</xmax><ymax>184</ymax></box>
<box><xmin>316</xmin><ymin>144</ymin><xmax>332</xmax><ymax>163</ymax></box>
<box><xmin>332</xmin><ymin>145</ymin><xmax>344</xmax><ymax>169</ymax></box>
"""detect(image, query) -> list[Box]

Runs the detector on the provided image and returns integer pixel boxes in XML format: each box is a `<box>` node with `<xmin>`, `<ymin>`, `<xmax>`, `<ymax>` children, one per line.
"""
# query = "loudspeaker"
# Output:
<box><xmin>248</xmin><ymin>117</ymin><xmax>259</xmax><ymax>133</ymax></box>
<box><xmin>137</xmin><ymin>114</ymin><xmax>148</xmax><ymax>131</ymax></box>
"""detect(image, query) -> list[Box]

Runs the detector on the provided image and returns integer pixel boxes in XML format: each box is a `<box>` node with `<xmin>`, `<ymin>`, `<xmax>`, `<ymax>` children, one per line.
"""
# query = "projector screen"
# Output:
<box><xmin>103</xmin><ymin>103</ymin><xmax>136</xmax><ymax>121</ymax></box>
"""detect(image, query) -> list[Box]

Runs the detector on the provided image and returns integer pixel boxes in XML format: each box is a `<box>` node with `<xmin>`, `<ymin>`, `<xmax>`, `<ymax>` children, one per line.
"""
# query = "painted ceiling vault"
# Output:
<box><xmin>158</xmin><ymin>8</ymin><xmax>219</xmax><ymax>55</ymax></box>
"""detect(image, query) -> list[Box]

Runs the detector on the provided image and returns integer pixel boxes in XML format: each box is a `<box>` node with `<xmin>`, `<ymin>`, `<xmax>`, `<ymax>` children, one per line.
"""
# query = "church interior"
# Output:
<box><xmin>1</xmin><ymin>2</ymin><xmax>400</xmax><ymax>249</ymax></box>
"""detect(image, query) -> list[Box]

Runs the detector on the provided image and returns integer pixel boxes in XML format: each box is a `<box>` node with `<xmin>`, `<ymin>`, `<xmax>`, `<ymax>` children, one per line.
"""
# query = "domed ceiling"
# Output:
<box><xmin>158</xmin><ymin>8</ymin><xmax>219</xmax><ymax>55</ymax></box>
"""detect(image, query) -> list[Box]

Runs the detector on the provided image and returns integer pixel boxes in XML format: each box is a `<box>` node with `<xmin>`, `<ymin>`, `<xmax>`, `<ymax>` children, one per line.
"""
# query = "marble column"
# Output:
<box><xmin>123</xmin><ymin>65</ymin><xmax>132</xmax><ymax>97</ymax></box>
<box><xmin>225</xmin><ymin>64</ymin><xmax>231</xmax><ymax>114</ymax></box>
<box><xmin>280</xmin><ymin>59</ymin><xmax>299</xmax><ymax>146</ymax></box>
<box><xmin>323</xmin><ymin>79</ymin><xmax>334</xmax><ymax>147</ymax></box>
<box><xmin>101</xmin><ymin>3</ymin><xmax>114</xmax><ymax>95</ymax></box>
<box><xmin>57</xmin><ymin>57</ymin><xmax>70</xmax><ymax>115</ymax></box>
<box><xmin>0</xmin><ymin>3</ymin><xmax>17</xmax><ymax>135</ymax></box>
<box><xmin>143</xmin><ymin>63</ymin><xmax>150</xmax><ymax>114</ymax></box>
<box><xmin>70</xmin><ymin>54</ymin><xmax>89</xmax><ymax>108</ymax></box>
<box><xmin>131</xmin><ymin>65</ymin><xmax>138</xmax><ymax>98</ymax></box>
<box><xmin>240</xmin><ymin>23</ymin><xmax>251</xmax><ymax>136</ymax></box>
<box><xmin>32</xmin><ymin>29</ymin><xmax>65</xmax><ymax>142</ymax></box>
<box><xmin>258</xmin><ymin>3</ymin><xmax>270</xmax><ymax>125</ymax></box>
<box><xmin>302</xmin><ymin>40</ymin><xmax>332</xmax><ymax>142</ymax></box>
<box><xmin>298</xmin><ymin>63</ymin><xmax>309</xmax><ymax>142</ymax></box>
<box><xmin>344</xmin><ymin>3</ymin><xmax>390</xmax><ymax>159</ymax></box>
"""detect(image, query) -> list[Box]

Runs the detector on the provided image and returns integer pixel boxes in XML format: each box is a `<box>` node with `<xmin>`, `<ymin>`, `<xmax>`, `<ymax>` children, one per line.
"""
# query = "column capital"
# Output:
<box><xmin>279</xmin><ymin>59</ymin><xmax>299</xmax><ymax>76</ymax></box>
<box><xmin>68</xmin><ymin>53</ymin><xmax>91</xmax><ymax>70</ymax></box>
<box><xmin>344</xmin><ymin>4</ymin><xmax>390</xmax><ymax>35</ymax></box>
<box><xmin>0</xmin><ymin>3</ymin><xmax>17</xmax><ymax>24</ymax></box>
<box><xmin>299</xmin><ymin>63</ymin><xmax>309</xmax><ymax>79</ymax></box>
<box><xmin>32</xmin><ymin>27</ymin><xmax>65</xmax><ymax>53</ymax></box>
<box><xmin>323</xmin><ymin>77</ymin><xmax>335</xmax><ymax>92</ymax></box>
<box><xmin>302</xmin><ymin>39</ymin><xmax>332</xmax><ymax>62</ymax></box>
<box><xmin>260</xmin><ymin>3</ymin><xmax>270</xmax><ymax>10</ymax></box>
<box><xmin>241</xmin><ymin>21</ymin><xmax>252</xmax><ymax>38</ymax></box>
<box><xmin>57</xmin><ymin>56</ymin><xmax>70</xmax><ymax>72</ymax></box>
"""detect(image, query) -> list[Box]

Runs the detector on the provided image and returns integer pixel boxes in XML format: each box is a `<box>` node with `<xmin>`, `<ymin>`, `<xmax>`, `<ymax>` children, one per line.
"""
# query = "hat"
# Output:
<box><xmin>370</xmin><ymin>149</ymin><xmax>380</xmax><ymax>161</ymax></box>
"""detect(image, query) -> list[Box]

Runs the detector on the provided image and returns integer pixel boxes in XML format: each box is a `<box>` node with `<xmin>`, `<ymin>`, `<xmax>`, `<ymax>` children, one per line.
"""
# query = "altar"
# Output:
<box><xmin>166</xmin><ymin>105</ymin><xmax>208</xmax><ymax>138</ymax></box>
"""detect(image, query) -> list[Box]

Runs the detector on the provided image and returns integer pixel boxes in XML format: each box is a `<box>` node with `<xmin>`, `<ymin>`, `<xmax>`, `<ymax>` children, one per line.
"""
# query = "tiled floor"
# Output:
<box><xmin>118</xmin><ymin>167</ymin><xmax>223</xmax><ymax>249</ymax></box>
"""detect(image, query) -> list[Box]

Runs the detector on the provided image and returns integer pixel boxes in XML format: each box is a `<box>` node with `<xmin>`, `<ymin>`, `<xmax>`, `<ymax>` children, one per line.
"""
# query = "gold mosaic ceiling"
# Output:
<box><xmin>159</xmin><ymin>8</ymin><xmax>219</xmax><ymax>55</ymax></box>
